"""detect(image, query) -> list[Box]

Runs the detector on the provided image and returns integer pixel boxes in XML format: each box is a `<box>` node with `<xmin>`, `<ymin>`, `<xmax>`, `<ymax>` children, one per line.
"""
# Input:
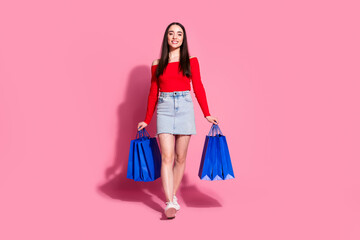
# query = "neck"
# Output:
<box><xmin>169</xmin><ymin>48</ymin><xmax>180</xmax><ymax>60</ymax></box>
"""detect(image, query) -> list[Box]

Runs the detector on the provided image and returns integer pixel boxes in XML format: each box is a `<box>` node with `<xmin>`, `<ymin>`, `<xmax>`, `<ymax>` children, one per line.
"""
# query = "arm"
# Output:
<box><xmin>191</xmin><ymin>57</ymin><xmax>211</xmax><ymax>118</ymax></box>
<box><xmin>143</xmin><ymin>63</ymin><xmax>159</xmax><ymax>125</ymax></box>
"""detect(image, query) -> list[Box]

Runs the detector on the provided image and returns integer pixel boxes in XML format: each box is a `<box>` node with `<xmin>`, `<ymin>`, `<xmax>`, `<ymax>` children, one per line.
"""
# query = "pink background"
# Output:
<box><xmin>1</xmin><ymin>0</ymin><xmax>359</xmax><ymax>239</ymax></box>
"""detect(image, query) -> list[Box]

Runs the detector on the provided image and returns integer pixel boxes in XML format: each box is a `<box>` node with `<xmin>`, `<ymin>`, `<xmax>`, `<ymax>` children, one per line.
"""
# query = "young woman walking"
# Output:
<box><xmin>137</xmin><ymin>22</ymin><xmax>219</xmax><ymax>219</ymax></box>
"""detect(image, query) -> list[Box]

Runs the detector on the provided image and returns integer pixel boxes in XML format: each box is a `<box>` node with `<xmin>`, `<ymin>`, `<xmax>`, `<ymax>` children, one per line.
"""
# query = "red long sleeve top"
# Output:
<box><xmin>144</xmin><ymin>57</ymin><xmax>211</xmax><ymax>125</ymax></box>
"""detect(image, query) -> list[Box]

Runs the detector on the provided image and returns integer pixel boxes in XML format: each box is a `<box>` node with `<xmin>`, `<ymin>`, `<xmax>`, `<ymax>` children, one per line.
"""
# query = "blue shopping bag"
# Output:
<box><xmin>127</xmin><ymin>128</ymin><xmax>162</xmax><ymax>182</ymax></box>
<box><xmin>198</xmin><ymin>124</ymin><xmax>235</xmax><ymax>181</ymax></box>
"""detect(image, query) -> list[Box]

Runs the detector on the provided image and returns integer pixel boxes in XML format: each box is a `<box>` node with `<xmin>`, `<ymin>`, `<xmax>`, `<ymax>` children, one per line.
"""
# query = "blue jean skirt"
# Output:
<box><xmin>156</xmin><ymin>90</ymin><xmax>196</xmax><ymax>135</ymax></box>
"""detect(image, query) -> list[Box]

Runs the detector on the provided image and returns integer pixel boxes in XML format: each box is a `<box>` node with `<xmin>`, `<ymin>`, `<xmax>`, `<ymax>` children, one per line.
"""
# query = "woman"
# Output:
<box><xmin>137</xmin><ymin>22</ymin><xmax>219</xmax><ymax>219</ymax></box>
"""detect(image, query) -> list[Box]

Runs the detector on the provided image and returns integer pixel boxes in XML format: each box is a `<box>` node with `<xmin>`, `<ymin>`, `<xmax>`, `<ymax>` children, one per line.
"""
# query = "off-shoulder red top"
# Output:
<box><xmin>144</xmin><ymin>57</ymin><xmax>211</xmax><ymax>125</ymax></box>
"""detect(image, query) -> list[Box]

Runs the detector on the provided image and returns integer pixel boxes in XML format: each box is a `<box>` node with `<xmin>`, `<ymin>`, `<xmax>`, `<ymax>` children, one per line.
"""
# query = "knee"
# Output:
<box><xmin>161</xmin><ymin>154</ymin><xmax>174</xmax><ymax>165</ymax></box>
<box><xmin>175</xmin><ymin>154</ymin><xmax>186</xmax><ymax>165</ymax></box>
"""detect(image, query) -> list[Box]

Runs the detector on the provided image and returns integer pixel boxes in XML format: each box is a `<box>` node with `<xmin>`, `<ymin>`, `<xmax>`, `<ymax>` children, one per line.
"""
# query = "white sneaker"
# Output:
<box><xmin>173</xmin><ymin>195</ymin><xmax>180</xmax><ymax>211</ymax></box>
<box><xmin>164</xmin><ymin>201</ymin><xmax>177</xmax><ymax>219</ymax></box>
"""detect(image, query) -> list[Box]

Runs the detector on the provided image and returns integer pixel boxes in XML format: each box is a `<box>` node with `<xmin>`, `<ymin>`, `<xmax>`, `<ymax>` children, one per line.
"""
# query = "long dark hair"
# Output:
<box><xmin>155</xmin><ymin>22</ymin><xmax>192</xmax><ymax>79</ymax></box>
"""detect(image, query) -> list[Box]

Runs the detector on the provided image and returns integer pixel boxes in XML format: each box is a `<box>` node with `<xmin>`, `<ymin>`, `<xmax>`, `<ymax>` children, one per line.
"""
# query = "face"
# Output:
<box><xmin>167</xmin><ymin>24</ymin><xmax>183</xmax><ymax>49</ymax></box>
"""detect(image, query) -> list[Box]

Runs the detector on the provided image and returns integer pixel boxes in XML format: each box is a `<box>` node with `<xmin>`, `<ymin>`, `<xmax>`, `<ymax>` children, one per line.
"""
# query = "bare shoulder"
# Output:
<box><xmin>152</xmin><ymin>59</ymin><xmax>160</xmax><ymax>66</ymax></box>
<box><xmin>190</xmin><ymin>56</ymin><xmax>198</xmax><ymax>63</ymax></box>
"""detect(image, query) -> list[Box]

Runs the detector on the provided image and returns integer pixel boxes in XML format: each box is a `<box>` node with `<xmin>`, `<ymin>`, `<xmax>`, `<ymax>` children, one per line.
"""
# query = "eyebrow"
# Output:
<box><xmin>168</xmin><ymin>30</ymin><xmax>183</xmax><ymax>33</ymax></box>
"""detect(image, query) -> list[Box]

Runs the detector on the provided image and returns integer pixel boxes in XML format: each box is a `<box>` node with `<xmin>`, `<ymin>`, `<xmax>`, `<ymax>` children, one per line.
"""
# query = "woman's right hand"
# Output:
<box><xmin>137</xmin><ymin>121</ymin><xmax>148</xmax><ymax>131</ymax></box>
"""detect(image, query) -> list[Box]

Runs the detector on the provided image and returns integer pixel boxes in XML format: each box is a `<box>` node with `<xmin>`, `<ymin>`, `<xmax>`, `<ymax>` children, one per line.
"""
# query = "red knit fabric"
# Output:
<box><xmin>144</xmin><ymin>57</ymin><xmax>211</xmax><ymax>125</ymax></box>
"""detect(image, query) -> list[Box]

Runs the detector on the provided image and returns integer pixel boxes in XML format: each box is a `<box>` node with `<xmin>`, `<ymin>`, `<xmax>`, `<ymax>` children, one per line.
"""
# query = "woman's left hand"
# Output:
<box><xmin>205</xmin><ymin>116</ymin><xmax>219</xmax><ymax>125</ymax></box>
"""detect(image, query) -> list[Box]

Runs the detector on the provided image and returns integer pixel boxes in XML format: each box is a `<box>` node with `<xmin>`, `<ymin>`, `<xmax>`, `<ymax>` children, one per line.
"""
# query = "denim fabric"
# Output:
<box><xmin>156</xmin><ymin>90</ymin><xmax>196</xmax><ymax>135</ymax></box>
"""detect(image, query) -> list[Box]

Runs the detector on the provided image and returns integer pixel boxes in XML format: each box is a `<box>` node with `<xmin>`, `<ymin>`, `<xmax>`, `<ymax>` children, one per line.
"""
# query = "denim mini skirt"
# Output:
<box><xmin>156</xmin><ymin>90</ymin><xmax>196</xmax><ymax>135</ymax></box>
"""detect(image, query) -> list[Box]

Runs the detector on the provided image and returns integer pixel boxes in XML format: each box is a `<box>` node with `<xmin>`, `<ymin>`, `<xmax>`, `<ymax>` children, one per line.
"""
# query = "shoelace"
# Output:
<box><xmin>165</xmin><ymin>196</ymin><xmax>178</xmax><ymax>205</ymax></box>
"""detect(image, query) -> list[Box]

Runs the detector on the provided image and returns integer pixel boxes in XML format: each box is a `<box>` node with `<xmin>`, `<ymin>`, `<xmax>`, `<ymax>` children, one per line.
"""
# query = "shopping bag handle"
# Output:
<box><xmin>208</xmin><ymin>124</ymin><xmax>217</xmax><ymax>136</ymax></box>
<box><xmin>136</xmin><ymin>128</ymin><xmax>151</xmax><ymax>139</ymax></box>
<box><xmin>208</xmin><ymin>124</ymin><xmax>223</xmax><ymax>136</ymax></box>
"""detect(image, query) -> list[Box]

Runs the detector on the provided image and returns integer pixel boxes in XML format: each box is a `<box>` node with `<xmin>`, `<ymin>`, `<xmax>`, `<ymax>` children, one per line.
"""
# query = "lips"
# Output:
<box><xmin>172</xmin><ymin>41</ymin><xmax>178</xmax><ymax>44</ymax></box>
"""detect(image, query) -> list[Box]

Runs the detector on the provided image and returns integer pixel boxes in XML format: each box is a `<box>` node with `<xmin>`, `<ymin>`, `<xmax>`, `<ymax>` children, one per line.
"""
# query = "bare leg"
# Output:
<box><xmin>173</xmin><ymin>134</ymin><xmax>191</xmax><ymax>196</ymax></box>
<box><xmin>158</xmin><ymin>133</ymin><xmax>175</xmax><ymax>202</ymax></box>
